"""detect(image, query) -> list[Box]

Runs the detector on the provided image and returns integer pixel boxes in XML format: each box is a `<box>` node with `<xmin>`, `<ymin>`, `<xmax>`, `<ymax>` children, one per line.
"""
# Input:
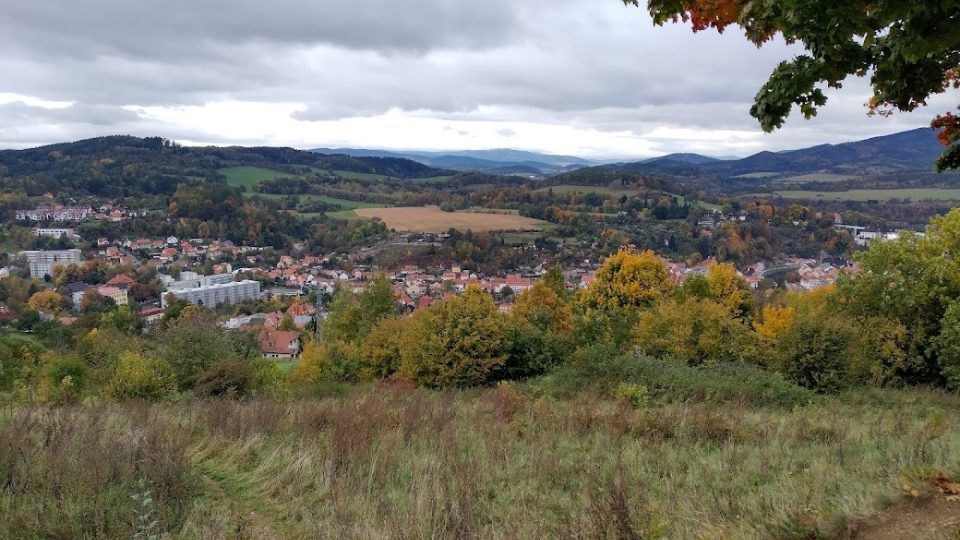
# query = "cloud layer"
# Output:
<box><xmin>0</xmin><ymin>0</ymin><xmax>953</xmax><ymax>157</ymax></box>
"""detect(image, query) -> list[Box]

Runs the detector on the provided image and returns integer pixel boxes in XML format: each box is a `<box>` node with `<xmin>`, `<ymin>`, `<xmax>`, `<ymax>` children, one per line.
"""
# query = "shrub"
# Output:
<box><xmin>156</xmin><ymin>310</ymin><xmax>236</xmax><ymax>391</ymax></box>
<box><xmin>359</xmin><ymin>316</ymin><xmax>407</xmax><ymax>381</ymax></box>
<box><xmin>634</xmin><ymin>297</ymin><xmax>756</xmax><ymax>366</ymax></box>
<box><xmin>289</xmin><ymin>339</ymin><xmax>362</xmax><ymax>385</ymax></box>
<box><xmin>250</xmin><ymin>359</ymin><xmax>287</xmax><ymax>397</ymax></box>
<box><xmin>541</xmin><ymin>350</ymin><xmax>813</xmax><ymax>407</ymax></box>
<box><xmin>194</xmin><ymin>361</ymin><xmax>254</xmax><ymax>399</ymax></box>
<box><xmin>398</xmin><ymin>287</ymin><xmax>507</xmax><ymax>388</ymax></box>
<box><xmin>108</xmin><ymin>351</ymin><xmax>174</xmax><ymax>402</ymax></box>
<box><xmin>614</xmin><ymin>383</ymin><xmax>649</xmax><ymax>408</ymax></box>
<box><xmin>500</xmin><ymin>318</ymin><xmax>570</xmax><ymax>380</ymax></box>
<box><xmin>773</xmin><ymin>314</ymin><xmax>853</xmax><ymax>392</ymax></box>
<box><xmin>44</xmin><ymin>356</ymin><xmax>87</xmax><ymax>404</ymax></box>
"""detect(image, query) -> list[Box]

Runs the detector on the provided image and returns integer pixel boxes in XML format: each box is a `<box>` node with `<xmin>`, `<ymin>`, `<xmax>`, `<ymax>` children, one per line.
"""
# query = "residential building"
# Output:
<box><xmin>18</xmin><ymin>249</ymin><xmax>82</xmax><ymax>278</ymax></box>
<box><xmin>257</xmin><ymin>329</ymin><xmax>301</xmax><ymax>359</ymax></box>
<box><xmin>96</xmin><ymin>285</ymin><xmax>129</xmax><ymax>306</ymax></box>
<box><xmin>161</xmin><ymin>279</ymin><xmax>261</xmax><ymax>308</ymax></box>
<box><xmin>15</xmin><ymin>206</ymin><xmax>91</xmax><ymax>222</ymax></box>
<box><xmin>34</xmin><ymin>227</ymin><xmax>77</xmax><ymax>239</ymax></box>
<box><xmin>140</xmin><ymin>307</ymin><xmax>165</xmax><ymax>326</ymax></box>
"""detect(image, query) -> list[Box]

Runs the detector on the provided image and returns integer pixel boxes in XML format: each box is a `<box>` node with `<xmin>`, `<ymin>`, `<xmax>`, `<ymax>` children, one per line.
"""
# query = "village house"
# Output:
<box><xmin>257</xmin><ymin>329</ymin><xmax>301</xmax><ymax>359</ymax></box>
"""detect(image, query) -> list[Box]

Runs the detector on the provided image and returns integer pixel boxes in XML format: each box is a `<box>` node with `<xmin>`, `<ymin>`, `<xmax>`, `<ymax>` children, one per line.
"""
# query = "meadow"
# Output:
<box><xmin>221</xmin><ymin>166</ymin><xmax>297</xmax><ymax>191</ymax></box>
<box><xmin>777</xmin><ymin>173</ymin><xmax>858</xmax><ymax>184</ymax></box>
<box><xmin>536</xmin><ymin>184</ymin><xmax>641</xmax><ymax>197</ymax></box>
<box><xmin>773</xmin><ymin>188</ymin><xmax>960</xmax><ymax>202</ymax></box>
<box><xmin>353</xmin><ymin>206</ymin><xmax>548</xmax><ymax>232</ymax></box>
<box><xmin>2</xmin><ymin>382</ymin><xmax>958</xmax><ymax>539</ymax></box>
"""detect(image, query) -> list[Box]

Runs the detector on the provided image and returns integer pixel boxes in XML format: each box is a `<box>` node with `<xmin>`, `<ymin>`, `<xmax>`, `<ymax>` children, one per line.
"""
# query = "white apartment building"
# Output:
<box><xmin>34</xmin><ymin>227</ymin><xmax>77</xmax><ymax>239</ymax></box>
<box><xmin>18</xmin><ymin>249</ymin><xmax>82</xmax><ymax>278</ymax></box>
<box><xmin>166</xmin><ymin>272</ymin><xmax>236</xmax><ymax>291</ymax></box>
<box><xmin>162</xmin><ymin>279</ymin><xmax>261</xmax><ymax>308</ymax></box>
<box><xmin>15</xmin><ymin>206</ymin><xmax>91</xmax><ymax>222</ymax></box>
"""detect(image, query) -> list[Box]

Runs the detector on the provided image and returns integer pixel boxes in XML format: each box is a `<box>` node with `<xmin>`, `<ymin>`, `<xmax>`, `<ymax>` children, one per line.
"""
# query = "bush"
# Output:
<box><xmin>194</xmin><ymin>361</ymin><xmax>254</xmax><ymax>399</ymax></box>
<box><xmin>500</xmin><ymin>318</ymin><xmax>571</xmax><ymax>380</ymax></box>
<box><xmin>774</xmin><ymin>315</ymin><xmax>853</xmax><ymax>392</ymax></box>
<box><xmin>108</xmin><ymin>351</ymin><xmax>174</xmax><ymax>402</ymax></box>
<box><xmin>157</xmin><ymin>310</ymin><xmax>237</xmax><ymax>391</ymax></box>
<box><xmin>44</xmin><ymin>356</ymin><xmax>87</xmax><ymax>404</ymax></box>
<box><xmin>614</xmin><ymin>383</ymin><xmax>649</xmax><ymax>408</ymax></box>
<box><xmin>634</xmin><ymin>297</ymin><xmax>756</xmax><ymax>366</ymax></box>
<box><xmin>359</xmin><ymin>317</ymin><xmax>407</xmax><ymax>381</ymax></box>
<box><xmin>541</xmin><ymin>349</ymin><xmax>813</xmax><ymax>407</ymax></box>
<box><xmin>250</xmin><ymin>359</ymin><xmax>287</xmax><ymax>397</ymax></box>
<box><xmin>399</xmin><ymin>287</ymin><xmax>506</xmax><ymax>388</ymax></box>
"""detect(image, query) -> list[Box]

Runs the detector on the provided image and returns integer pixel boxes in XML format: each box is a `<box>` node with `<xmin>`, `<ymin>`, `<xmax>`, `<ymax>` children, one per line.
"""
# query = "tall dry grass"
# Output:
<box><xmin>1</xmin><ymin>385</ymin><xmax>958</xmax><ymax>538</ymax></box>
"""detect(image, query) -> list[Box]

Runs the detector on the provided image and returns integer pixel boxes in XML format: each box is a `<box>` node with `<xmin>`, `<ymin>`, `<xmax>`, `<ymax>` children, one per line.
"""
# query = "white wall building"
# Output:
<box><xmin>34</xmin><ymin>227</ymin><xmax>78</xmax><ymax>239</ymax></box>
<box><xmin>18</xmin><ymin>249</ymin><xmax>82</xmax><ymax>278</ymax></box>
<box><xmin>162</xmin><ymin>279</ymin><xmax>261</xmax><ymax>308</ymax></box>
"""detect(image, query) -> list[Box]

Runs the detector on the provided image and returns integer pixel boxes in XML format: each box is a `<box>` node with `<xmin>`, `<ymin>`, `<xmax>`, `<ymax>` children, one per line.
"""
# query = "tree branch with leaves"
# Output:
<box><xmin>623</xmin><ymin>0</ymin><xmax>960</xmax><ymax>171</ymax></box>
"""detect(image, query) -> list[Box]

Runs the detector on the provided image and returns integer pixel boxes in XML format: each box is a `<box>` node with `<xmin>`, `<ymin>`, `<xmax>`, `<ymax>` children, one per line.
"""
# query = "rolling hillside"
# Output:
<box><xmin>616</xmin><ymin>128</ymin><xmax>949</xmax><ymax>177</ymax></box>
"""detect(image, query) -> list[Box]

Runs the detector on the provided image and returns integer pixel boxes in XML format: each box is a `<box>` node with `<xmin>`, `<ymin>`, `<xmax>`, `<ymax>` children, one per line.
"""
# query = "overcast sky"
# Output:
<box><xmin>0</xmin><ymin>0</ymin><xmax>954</xmax><ymax>159</ymax></box>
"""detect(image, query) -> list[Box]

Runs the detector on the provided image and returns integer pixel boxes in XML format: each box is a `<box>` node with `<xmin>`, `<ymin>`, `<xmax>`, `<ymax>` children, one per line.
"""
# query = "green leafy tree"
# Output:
<box><xmin>626</xmin><ymin>0</ymin><xmax>960</xmax><ymax>170</ymax></box>
<box><xmin>836</xmin><ymin>208</ymin><xmax>960</xmax><ymax>385</ymax></box>
<box><xmin>156</xmin><ymin>309</ymin><xmax>237</xmax><ymax>390</ymax></box>
<box><xmin>323</xmin><ymin>275</ymin><xmax>396</xmax><ymax>344</ymax></box>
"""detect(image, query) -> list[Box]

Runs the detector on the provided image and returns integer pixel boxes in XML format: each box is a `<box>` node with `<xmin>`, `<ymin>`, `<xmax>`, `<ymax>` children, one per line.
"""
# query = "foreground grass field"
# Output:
<box><xmin>354</xmin><ymin>205</ymin><xmax>548</xmax><ymax>232</ymax></box>
<box><xmin>2</xmin><ymin>384</ymin><xmax>958</xmax><ymax>539</ymax></box>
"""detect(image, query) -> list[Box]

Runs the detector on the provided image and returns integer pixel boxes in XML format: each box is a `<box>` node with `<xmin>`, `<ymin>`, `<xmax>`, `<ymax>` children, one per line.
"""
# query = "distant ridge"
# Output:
<box><xmin>613</xmin><ymin>128</ymin><xmax>947</xmax><ymax>177</ymax></box>
<box><xmin>310</xmin><ymin>147</ymin><xmax>593</xmax><ymax>175</ymax></box>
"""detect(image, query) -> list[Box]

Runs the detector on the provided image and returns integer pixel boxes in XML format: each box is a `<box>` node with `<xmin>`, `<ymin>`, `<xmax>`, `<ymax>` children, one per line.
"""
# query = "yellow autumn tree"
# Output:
<box><xmin>398</xmin><ymin>286</ymin><xmax>506</xmax><ymax>388</ymax></box>
<box><xmin>754</xmin><ymin>305</ymin><xmax>795</xmax><ymax>343</ymax></box>
<box><xmin>705</xmin><ymin>261</ymin><xmax>754</xmax><ymax>318</ymax></box>
<box><xmin>512</xmin><ymin>281</ymin><xmax>573</xmax><ymax>335</ymax></box>
<box><xmin>359</xmin><ymin>316</ymin><xmax>408</xmax><ymax>381</ymax></box>
<box><xmin>634</xmin><ymin>297</ymin><xmax>756</xmax><ymax>366</ymax></box>
<box><xmin>288</xmin><ymin>338</ymin><xmax>324</xmax><ymax>385</ymax></box>
<box><xmin>584</xmin><ymin>250</ymin><xmax>673</xmax><ymax>311</ymax></box>
<box><xmin>28</xmin><ymin>290</ymin><xmax>66</xmax><ymax>314</ymax></box>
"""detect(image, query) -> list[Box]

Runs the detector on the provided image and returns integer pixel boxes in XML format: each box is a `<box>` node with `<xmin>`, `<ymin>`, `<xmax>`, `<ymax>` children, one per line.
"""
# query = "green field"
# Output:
<box><xmin>733</xmin><ymin>171</ymin><xmax>781</xmax><ymax>179</ymax></box>
<box><xmin>326</xmin><ymin>210</ymin><xmax>369</xmax><ymax>221</ymax></box>
<box><xmin>221</xmin><ymin>166</ymin><xmax>297</xmax><ymax>190</ymax></box>
<box><xmin>257</xmin><ymin>193</ymin><xmax>386</xmax><ymax>209</ymax></box>
<box><xmin>778</xmin><ymin>173</ymin><xmax>857</xmax><ymax>184</ymax></box>
<box><xmin>774</xmin><ymin>188</ymin><xmax>960</xmax><ymax>202</ymax></box>
<box><xmin>332</xmin><ymin>170</ymin><xmax>392</xmax><ymax>181</ymax></box>
<box><xmin>537</xmin><ymin>184</ymin><xmax>639</xmax><ymax>197</ymax></box>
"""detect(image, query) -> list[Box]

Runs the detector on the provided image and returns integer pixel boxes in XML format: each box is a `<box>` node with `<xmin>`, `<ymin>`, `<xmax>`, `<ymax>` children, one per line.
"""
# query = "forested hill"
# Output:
<box><xmin>0</xmin><ymin>135</ymin><xmax>452</xmax><ymax>197</ymax></box>
<box><xmin>614</xmin><ymin>128</ymin><xmax>949</xmax><ymax>177</ymax></box>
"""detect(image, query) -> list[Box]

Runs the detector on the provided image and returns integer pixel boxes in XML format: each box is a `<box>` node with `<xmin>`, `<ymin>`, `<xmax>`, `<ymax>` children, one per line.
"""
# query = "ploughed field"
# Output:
<box><xmin>353</xmin><ymin>205</ymin><xmax>548</xmax><ymax>232</ymax></box>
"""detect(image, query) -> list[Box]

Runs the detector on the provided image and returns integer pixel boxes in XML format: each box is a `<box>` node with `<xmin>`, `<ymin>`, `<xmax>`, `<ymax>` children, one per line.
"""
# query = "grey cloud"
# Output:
<box><xmin>0</xmin><ymin>0</ymin><xmax>944</xmax><ymax>152</ymax></box>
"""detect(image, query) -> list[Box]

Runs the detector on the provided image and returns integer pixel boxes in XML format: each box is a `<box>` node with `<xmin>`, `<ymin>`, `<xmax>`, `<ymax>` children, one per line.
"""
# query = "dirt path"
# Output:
<box><xmin>852</xmin><ymin>495</ymin><xmax>960</xmax><ymax>539</ymax></box>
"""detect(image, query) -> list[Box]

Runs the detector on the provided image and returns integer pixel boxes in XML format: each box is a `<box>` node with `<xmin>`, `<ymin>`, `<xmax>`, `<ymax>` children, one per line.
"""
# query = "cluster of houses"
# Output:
<box><xmin>15</xmin><ymin>203</ymin><xmax>146</xmax><ymax>223</ymax></box>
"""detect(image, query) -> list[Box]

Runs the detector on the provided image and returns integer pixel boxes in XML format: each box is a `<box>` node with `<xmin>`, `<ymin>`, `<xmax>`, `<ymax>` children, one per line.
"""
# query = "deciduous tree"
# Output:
<box><xmin>625</xmin><ymin>0</ymin><xmax>960</xmax><ymax>170</ymax></box>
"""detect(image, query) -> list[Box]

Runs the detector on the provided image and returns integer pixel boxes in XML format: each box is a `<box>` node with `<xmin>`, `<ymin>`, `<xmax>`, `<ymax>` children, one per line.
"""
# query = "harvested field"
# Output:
<box><xmin>353</xmin><ymin>205</ymin><xmax>548</xmax><ymax>232</ymax></box>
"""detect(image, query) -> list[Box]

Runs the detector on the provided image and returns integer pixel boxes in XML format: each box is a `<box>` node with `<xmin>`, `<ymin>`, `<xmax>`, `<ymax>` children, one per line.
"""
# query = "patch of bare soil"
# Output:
<box><xmin>852</xmin><ymin>495</ymin><xmax>960</xmax><ymax>539</ymax></box>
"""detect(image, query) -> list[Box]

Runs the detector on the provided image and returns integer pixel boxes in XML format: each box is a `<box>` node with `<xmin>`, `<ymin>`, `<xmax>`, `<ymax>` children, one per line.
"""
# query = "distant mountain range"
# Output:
<box><xmin>611</xmin><ymin>128</ymin><xmax>948</xmax><ymax>178</ymax></box>
<box><xmin>313</xmin><ymin>128</ymin><xmax>949</xmax><ymax>178</ymax></box>
<box><xmin>310</xmin><ymin>147</ymin><xmax>594</xmax><ymax>176</ymax></box>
